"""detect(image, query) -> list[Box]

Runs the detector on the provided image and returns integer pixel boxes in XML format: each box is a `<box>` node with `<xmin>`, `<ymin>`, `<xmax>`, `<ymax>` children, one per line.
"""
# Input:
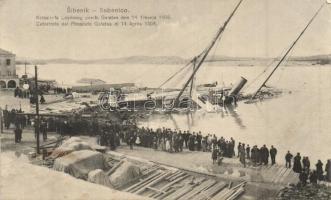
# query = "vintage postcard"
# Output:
<box><xmin>0</xmin><ymin>0</ymin><xmax>331</xmax><ymax>199</ymax></box>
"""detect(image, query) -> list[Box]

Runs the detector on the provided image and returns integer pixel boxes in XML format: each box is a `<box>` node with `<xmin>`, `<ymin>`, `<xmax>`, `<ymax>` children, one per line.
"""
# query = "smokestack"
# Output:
<box><xmin>229</xmin><ymin>76</ymin><xmax>247</xmax><ymax>96</ymax></box>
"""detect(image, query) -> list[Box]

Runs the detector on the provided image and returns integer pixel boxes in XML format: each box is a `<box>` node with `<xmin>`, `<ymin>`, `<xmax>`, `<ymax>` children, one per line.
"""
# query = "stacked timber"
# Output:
<box><xmin>211</xmin><ymin>181</ymin><xmax>246</xmax><ymax>200</ymax></box>
<box><xmin>191</xmin><ymin>181</ymin><xmax>227</xmax><ymax>200</ymax></box>
<box><xmin>121</xmin><ymin>165</ymin><xmax>246</xmax><ymax>200</ymax></box>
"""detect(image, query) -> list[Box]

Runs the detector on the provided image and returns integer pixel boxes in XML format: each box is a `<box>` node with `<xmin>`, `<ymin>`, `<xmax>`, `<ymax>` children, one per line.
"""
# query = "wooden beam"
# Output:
<box><xmin>178</xmin><ymin>179</ymin><xmax>216</xmax><ymax>200</ymax></box>
<box><xmin>135</xmin><ymin>172</ymin><xmax>171</xmax><ymax>194</ymax></box>
<box><xmin>106</xmin><ymin>160</ymin><xmax>124</xmax><ymax>176</ymax></box>
<box><xmin>124</xmin><ymin>171</ymin><xmax>162</xmax><ymax>192</ymax></box>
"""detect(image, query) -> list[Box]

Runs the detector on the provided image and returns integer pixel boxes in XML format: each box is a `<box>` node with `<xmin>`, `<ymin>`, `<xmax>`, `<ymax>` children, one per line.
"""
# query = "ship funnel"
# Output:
<box><xmin>228</xmin><ymin>76</ymin><xmax>247</xmax><ymax>96</ymax></box>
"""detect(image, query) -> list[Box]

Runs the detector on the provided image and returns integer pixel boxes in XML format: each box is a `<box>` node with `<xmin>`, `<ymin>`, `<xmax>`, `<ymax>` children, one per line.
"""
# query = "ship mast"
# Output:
<box><xmin>174</xmin><ymin>0</ymin><xmax>244</xmax><ymax>105</ymax></box>
<box><xmin>251</xmin><ymin>2</ymin><xmax>327</xmax><ymax>100</ymax></box>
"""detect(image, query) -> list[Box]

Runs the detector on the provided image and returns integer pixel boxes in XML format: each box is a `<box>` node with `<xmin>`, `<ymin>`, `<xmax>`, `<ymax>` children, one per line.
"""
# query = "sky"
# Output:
<box><xmin>0</xmin><ymin>0</ymin><xmax>330</xmax><ymax>59</ymax></box>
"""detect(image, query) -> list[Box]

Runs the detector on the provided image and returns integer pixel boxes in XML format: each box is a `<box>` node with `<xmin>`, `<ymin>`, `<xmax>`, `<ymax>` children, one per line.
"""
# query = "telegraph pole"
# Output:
<box><xmin>34</xmin><ymin>66</ymin><xmax>40</xmax><ymax>154</ymax></box>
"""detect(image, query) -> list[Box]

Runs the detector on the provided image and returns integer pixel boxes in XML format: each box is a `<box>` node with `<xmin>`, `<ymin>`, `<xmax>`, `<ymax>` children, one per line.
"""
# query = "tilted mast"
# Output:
<box><xmin>174</xmin><ymin>0</ymin><xmax>245</xmax><ymax>105</ymax></box>
<box><xmin>251</xmin><ymin>2</ymin><xmax>327</xmax><ymax>100</ymax></box>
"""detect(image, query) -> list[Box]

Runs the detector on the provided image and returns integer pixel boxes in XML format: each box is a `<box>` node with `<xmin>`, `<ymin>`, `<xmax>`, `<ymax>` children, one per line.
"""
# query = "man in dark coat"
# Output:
<box><xmin>129</xmin><ymin>133</ymin><xmax>135</xmax><ymax>150</ymax></box>
<box><xmin>261</xmin><ymin>145</ymin><xmax>269</xmax><ymax>165</ymax></box>
<box><xmin>326</xmin><ymin>161</ymin><xmax>330</xmax><ymax>181</ymax></box>
<box><xmin>246</xmin><ymin>145</ymin><xmax>250</xmax><ymax>159</ymax></box>
<box><xmin>14</xmin><ymin>126</ymin><xmax>22</xmax><ymax>143</ymax></box>
<box><xmin>212</xmin><ymin>148</ymin><xmax>218</xmax><ymax>164</ymax></box>
<box><xmin>251</xmin><ymin>146</ymin><xmax>257</xmax><ymax>165</ymax></box>
<box><xmin>270</xmin><ymin>145</ymin><xmax>277</xmax><ymax>165</ymax></box>
<box><xmin>3</xmin><ymin>109</ymin><xmax>10</xmax><ymax>129</ymax></box>
<box><xmin>196</xmin><ymin>132</ymin><xmax>202</xmax><ymax>151</ymax></box>
<box><xmin>183</xmin><ymin>131</ymin><xmax>188</xmax><ymax>148</ymax></box>
<box><xmin>285</xmin><ymin>151</ymin><xmax>293</xmax><ymax>168</ymax></box>
<box><xmin>302</xmin><ymin>157</ymin><xmax>311</xmax><ymax>171</ymax></box>
<box><xmin>40</xmin><ymin>95</ymin><xmax>46</xmax><ymax>104</ymax></box>
<box><xmin>293</xmin><ymin>153</ymin><xmax>302</xmax><ymax>173</ymax></box>
<box><xmin>230</xmin><ymin>137</ymin><xmax>235</xmax><ymax>157</ymax></box>
<box><xmin>316</xmin><ymin>160</ymin><xmax>324</xmax><ymax>181</ymax></box>
<box><xmin>237</xmin><ymin>142</ymin><xmax>241</xmax><ymax>157</ymax></box>
<box><xmin>299</xmin><ymin>170</ymin><xmax>308</xmax><ymax>186</ymax></box>
<box><xmin>256</xmin><ymin>146</ymin><xmax>262</xmax><ymax>165</ymax></box>
<box><xmin>309</xmin><ymin>170</ymin><xmax>318</xmax><ymax>184</ymax></box>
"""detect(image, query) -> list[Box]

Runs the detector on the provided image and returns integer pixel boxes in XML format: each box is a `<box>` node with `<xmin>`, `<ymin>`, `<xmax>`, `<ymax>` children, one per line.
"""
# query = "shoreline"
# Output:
<box><xmin>0</xmin><ymin>129</ymin><xmax>297</xmax><ymax>199</ymax></box>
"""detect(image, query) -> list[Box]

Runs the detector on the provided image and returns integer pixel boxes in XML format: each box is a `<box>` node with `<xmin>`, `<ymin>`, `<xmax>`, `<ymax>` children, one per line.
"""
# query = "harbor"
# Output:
<box><xmin>1</xmin><ymin>0</ymin><xmax>331</xmax><ymax>199</ymax></box>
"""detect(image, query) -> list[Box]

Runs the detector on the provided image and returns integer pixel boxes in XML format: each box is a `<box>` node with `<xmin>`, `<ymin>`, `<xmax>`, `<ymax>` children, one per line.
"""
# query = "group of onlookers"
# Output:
<box><xmin>286</xmin><ymin>151</ymin><xmax>330</xmax><ymax>185</ymax></box>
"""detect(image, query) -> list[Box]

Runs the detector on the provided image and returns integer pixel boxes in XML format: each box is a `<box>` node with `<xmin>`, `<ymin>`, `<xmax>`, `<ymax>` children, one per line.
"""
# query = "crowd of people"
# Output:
<box><xmin>14</xmin><ymin>87</ymin><xmax>31</xmax><ymax>99</ymax></box>
<box><xmin>286</xmin><ymin>151</ymin><xmax>330</xmax><ymax>186</ymax></box>
<box><xmin>227</xmin><ymin>143</ymin><xmax>279</xmax><ymax>168</ymax></box>
<box><xmin>123</xmin><ymin>127</ymin><xmax>222</xmax><ymax>153</ymax></box>
<box><xmin>13</xmin><ymin>85</ymin><xmax>69</xmax><ymax>103</ymax></box>
<box><xmin>2</xmin><ymin>109</ymin><xmax>330</xmax><ymax>185</ymax></box>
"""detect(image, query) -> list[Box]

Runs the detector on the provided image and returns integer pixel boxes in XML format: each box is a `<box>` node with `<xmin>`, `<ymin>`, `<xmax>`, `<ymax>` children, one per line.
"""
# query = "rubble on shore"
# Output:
<box><xmin>0</xmin><ymin>152</ymin><xmax>146</xmax><ymax>200</ymax></box>
<box><xmin>277</xmin><ymin>184</ymin><xmax>331</xmax><ymax>200</ymax></box>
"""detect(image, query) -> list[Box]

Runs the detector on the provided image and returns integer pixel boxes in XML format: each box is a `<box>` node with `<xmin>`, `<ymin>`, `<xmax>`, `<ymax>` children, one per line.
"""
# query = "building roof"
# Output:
<box><xmin>0</xmin><ymin>48</ymin><xmax>15</xmax><ymax>56</ymax></box>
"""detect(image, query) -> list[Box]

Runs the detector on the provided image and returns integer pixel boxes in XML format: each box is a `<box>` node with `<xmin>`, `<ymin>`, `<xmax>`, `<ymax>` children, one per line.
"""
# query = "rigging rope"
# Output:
<box><xmin>242</xmin><ymin>38</ymin><xmax>306</xmax><ymax>92</ymax></box>
<box><xmin>157</xmin><ymin>58</ymin><xmax>195</xmax><ymax>88</ymax></box>
<box><xmin>242</xmin><ymin>57</ymin><xmax>277</xmax><ymax>91</ymax></box>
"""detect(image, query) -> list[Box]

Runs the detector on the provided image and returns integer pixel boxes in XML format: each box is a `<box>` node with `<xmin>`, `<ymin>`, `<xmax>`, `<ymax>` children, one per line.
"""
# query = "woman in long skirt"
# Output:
<box><xmin>166</xmin><ymin>139</ymin><xmax>171</xmax><ymax>152</ymax></box>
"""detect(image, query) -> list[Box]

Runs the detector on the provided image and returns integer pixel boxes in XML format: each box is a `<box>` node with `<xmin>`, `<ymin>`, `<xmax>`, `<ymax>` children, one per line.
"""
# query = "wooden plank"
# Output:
<box><xmin>170</xmin><ymin>172</ymin><xmax>186</xmax><ymax>182</ymax></box>
<box><xmin>271</xmin><ymin>167</ymin><xmax>284</xmax><ymax>183</ymax></box>
<box><xmin>272</xmin><ymin>167</ymin><xmax>286</xmax><ymax>183</ymax></box>
<box><xmin>163</xmin><ymin>177</ymin><xmax>206</xmax><ymax>200</ymax></box>
<box><xmin>32</xmin><ymin>139</ymin><xmax>64</xmax><ymax>148</ymax></box>
<box><xmin>124</xmin><ymin>171</ymin><xmax>161</xmax><ymax>192</ymax></box>
<box><xmin>207</xmin><ymin>182</ymin><xmax>227</xmax><ymax>198</ymax></box>
<box><xmin>129</xmin><ymin>172</ymin><xmax>164</xmax><ymax>193</ymax></box>
<box><xmin>163</xmin><ymin>185</ymin><xmax>195</xmax><ymax>200</ymax></box>
<box><xmin>226</xmin><ymin>187</ymin><xmax>245</xmax><ymax>200</ymax></box>
<box><xmin>152</xmin><ymin>174</ymin><xmax>191</xmax><ymax>198</ymax></box>
<box><xmin>215</xmin><ymin>182</ymin><xmax>246</xmax><ymax>200</ymax></box>
<box><xmin>273</xmin><ymin>167</ymin><xmax>288</xmax><ymax>183</ymax></box>
<box><xmin>192</xmin><ymin>181</ymin><xmax>227</xmax><ymax>200</ymax></box>
<box><xmin>231</xmin><ymin>181</ymin><xmax>246</xmax><ymax>191</ymax></box>
<box><xmin>217</xmin><ymin>189</ymin><xmax>236</xmax><ymax>200</ymax></box>
<box><xmin>141</xmin><ymin>165</ymin><xmax>159</xmax><ymax>176</ymax></box>
<box><xmin>122</xmin><ymin>166</ymin><xmax>160</xmax><ymax>190</ymax></box>
<box><xmin>156</xmin><ymin>188</ymin><xmax>177</xmax><ymax>200</ymax></box>
<box><xmin>135</xmin><ymin>172</ymin><xmax>171</xmax><ymax>194</ymax></box>
<box><xmin>281</xmin><ymin>168</ymin><xmax>293</xmax><ymax>183</ymax></box>
<box><xmin>178</xmin><ymin>179</ymin><xmax>216</xmax><ymax>200</ymax></box>
<box><xmin>228</xmin><ymin>182</ymin><xmax>232</xmax><ymax>189</ymax></box>
<box><xmin>161</xmin><ymin>174</ymin><xmax>190</xmax><ymax>191</ymax></box>
<box><xmin>279</xmin><ymin>168</ymin><xmax>292</xmax><ymax>183</ymax></box>
<box><xmin>106</xmin><ymin>160</ymin><xmax>124</xmax><ymax>176</ymax></box>
<box><xmin>211</xmin><ymin>181</ymin><xmax>244</xmax><ymax>200</ymax></box>
<box><xmin>211</xmin><ymin>188</ymin><xmax>231</xmax><ymax>200</ymax></box>
<box><xmin>147</xmin><ymin>186</ymin><xmax>166</xmax><ymax>194</ymax></box>
<box><xmin>166</xmin><ymin>170</ymin><xmax>181</xmax><ymax>181</ymax></box>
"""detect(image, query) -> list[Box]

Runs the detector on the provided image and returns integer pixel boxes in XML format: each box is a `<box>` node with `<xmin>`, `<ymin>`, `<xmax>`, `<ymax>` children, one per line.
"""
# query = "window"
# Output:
<box><xmin>6</xmin><ymin>59</ymin><xmax>11</xmax><ymax>66</ymax></box>
<box><xmin>7</xmin><ymin>71</ymin><xmax>11</xmax><ymax>76</ymax></box>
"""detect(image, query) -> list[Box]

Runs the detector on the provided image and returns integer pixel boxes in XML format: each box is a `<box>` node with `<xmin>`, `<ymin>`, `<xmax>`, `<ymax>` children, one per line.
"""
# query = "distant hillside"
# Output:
<box><xmin>206</xmin><ymin>54</ymin><xmax>331</xmax><ymax>66</ymax></box>
<box><xmin>16</xmin><ymin>54</ymin><xmax>331</xmax><ymax>66</ymax></box>
<box><xmin>18</xmin><ymin>56</ymin><xmax>188</xmax><ymax>65</ymax></box>
<box><xmin>290</xmin><ymin>54</ymin><xmax>331</xmax><ymax>65</ymax></box>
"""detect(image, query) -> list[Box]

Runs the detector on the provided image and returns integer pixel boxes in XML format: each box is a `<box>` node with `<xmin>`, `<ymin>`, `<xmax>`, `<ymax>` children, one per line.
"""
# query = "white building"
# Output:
<box><xmin>0</xmin><ymin>48</ymin><xmax>19</xmax><ymax>89</ymax></box>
